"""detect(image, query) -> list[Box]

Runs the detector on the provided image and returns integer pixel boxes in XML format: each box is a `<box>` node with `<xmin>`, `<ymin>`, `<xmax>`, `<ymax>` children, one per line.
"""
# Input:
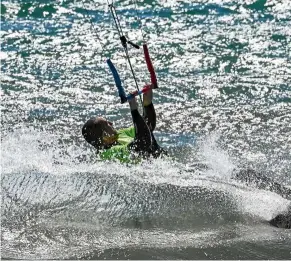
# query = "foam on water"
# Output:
<box><xmin>2</xmin><ymin>128</ymin><xmax>288</xmax><ymax>213</ymax></box>
<box><xmin>2</xmin><ymin>126</ymin><xmax>290</xmax><ymax>259</ymax></box>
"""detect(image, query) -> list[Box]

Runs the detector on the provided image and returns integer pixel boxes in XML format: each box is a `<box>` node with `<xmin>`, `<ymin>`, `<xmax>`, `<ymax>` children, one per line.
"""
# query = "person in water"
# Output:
<box><xmin>82</xmin><ymin>88</ymin><xmax>165</xmax><ymax>162</ymax></box>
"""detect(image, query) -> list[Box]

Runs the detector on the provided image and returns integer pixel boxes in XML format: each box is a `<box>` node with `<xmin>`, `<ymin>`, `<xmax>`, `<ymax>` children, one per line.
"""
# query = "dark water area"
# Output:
<box><xmin>1</xmin><ymin>0</ymin><xmax>291</xmax><ymax>259</ymax></box>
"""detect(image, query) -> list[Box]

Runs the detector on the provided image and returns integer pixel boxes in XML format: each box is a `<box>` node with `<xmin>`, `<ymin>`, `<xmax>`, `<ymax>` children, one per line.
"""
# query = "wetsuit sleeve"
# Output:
<box><xmin>128</xmin><ymin>109</ymin><xmax>152</xmax><ymax>152</ymax></box>
<box><xmin>143</xmin><ymin>102</ymin><xmax>156</xmax><ymax>131</ymax></box>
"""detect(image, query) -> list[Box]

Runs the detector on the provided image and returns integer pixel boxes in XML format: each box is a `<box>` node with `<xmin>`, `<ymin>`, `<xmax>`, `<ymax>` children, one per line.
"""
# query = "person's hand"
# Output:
<box><xmin>127</xmin><ymin>88</ymin><xmax>138</xmax><ymax>111</ymax></box>
<box><xmin>143</xmin><ymin>88</ymin><xmax>153</xmax><ymax>106</ymax></box>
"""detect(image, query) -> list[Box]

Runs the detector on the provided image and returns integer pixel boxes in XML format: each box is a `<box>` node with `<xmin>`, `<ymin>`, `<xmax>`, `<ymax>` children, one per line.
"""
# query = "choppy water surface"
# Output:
<box><xmin>1</xmin><ymin>0</ymin><xmax>291</xmax><ymax>259</ymax></box>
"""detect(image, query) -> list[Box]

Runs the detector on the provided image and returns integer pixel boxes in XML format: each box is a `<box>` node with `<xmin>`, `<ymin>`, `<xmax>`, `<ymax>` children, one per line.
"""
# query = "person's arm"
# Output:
<box><xmin>143</xmin><ymin>89</ymin><xmax>156</xmax><ymax>131</ymax></box>
<box><xmin>128</xmin><ymin>97</ymin><xmax>152</xmax><ymax>152</ymax></box>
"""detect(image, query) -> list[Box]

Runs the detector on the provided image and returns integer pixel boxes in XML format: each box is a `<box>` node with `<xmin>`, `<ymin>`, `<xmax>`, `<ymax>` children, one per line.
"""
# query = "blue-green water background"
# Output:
<box><xmin>1</xmin><ymin>0</ymin><xmax>291</xmax><ymax>259</ymax></box>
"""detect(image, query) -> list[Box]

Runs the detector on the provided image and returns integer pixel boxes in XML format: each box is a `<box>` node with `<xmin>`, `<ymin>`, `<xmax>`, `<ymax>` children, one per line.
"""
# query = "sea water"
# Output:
<box><xmin>1</xmin><ymin>0</ymin><xmax>291</xmax><ymax>259</ymax></box>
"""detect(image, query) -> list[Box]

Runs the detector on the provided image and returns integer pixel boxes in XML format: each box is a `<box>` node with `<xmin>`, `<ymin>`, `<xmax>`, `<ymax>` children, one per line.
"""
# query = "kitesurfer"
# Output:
<box><xmin>82</xmin><ymin>87</ymin><xmax>165</xmax><ymax>162</ymax></box>
<box><xmin>81</xmin><ymin>1</ymin><xmax>166</xmax><ymax>162</ymax></box>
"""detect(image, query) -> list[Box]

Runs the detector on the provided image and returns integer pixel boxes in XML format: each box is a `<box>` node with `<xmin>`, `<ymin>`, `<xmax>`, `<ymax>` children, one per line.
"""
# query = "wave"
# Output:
<box><xmin>1</xmin><ymin>129</ymin><xmax>290</xmax><ymax>259</ymax></box>
<box><xmin>2</xmin><ymin>168</ymin><xmax>290</xmax><ymax>259</ymax></box>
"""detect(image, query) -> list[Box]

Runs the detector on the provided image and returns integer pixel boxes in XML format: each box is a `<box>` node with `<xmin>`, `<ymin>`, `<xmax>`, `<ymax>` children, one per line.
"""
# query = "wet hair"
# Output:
<box><xmin>82</xmin><ymin>117</ymin><xmax>104</xmax><ymax>148</ymax></box>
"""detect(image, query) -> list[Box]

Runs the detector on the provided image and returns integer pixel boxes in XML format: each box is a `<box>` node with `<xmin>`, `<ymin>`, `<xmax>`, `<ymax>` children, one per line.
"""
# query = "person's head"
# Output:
<box><xmin>82</xmin><ymin>117</ymin><xmax>118</xmax><ymax>149</ymax></box>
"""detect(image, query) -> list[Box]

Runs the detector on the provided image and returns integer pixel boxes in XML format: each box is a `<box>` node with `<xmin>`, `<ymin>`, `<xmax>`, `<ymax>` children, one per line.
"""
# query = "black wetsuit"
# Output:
<box><xmin>129</xmin><ymin>102</ymin><xmax>165</xmax><ymax>157</ymax></box>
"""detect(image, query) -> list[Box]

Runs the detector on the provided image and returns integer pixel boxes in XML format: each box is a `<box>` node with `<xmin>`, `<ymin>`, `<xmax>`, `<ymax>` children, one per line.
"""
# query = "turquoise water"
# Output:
<box><xmin>1</xmin><ymin>0</ymin><xmax>291</xmax><ymax>259</ymax></box>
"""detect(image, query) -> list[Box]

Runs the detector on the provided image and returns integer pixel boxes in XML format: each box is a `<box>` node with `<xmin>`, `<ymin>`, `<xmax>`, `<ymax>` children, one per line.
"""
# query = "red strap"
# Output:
<box><xmin>143</xmin><ymin>44</ymin><xmax>158</xmax><ymax>88</ymax></box>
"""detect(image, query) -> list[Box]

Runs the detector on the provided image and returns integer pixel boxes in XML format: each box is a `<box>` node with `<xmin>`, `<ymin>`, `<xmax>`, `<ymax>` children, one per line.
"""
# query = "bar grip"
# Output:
<box><xmin>143</xmin><ymin>44</ymin><xmax>158</xmax><ymax>88</ymax></box>
<box><xmin>107</xmin><ymin>59</ymin><xmax>127</xmax><ymax>103</ymax></box>
<box><xmin>126</xmin><ymin>84</ymin><xmax>152</xmax><ymax>101</ymax></box>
